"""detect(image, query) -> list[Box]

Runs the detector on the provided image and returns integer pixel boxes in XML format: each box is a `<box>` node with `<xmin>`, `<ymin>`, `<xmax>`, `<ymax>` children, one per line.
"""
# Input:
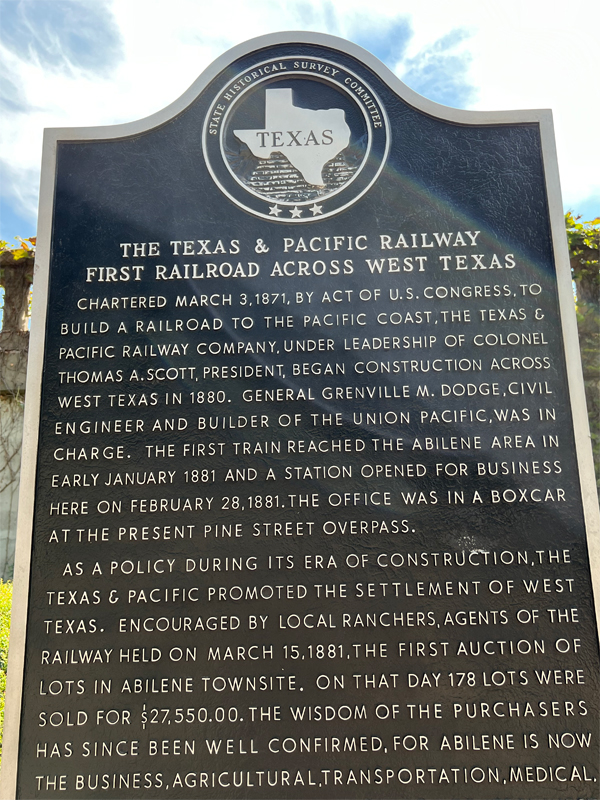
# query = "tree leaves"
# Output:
<box><xmin>0</xmin><ymin>237</ymin><xmax>35</xmax><ymax>263</ymax></box>
<box><xmin>566</xmin><ymin>212</ymin><xmax>600</xmax><ymax>493</ymax></box>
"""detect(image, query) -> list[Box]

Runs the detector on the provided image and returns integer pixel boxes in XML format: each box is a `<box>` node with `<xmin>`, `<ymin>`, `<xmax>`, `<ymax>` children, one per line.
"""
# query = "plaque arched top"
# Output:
<box><xmin>44</xmin><ymin>30</ymin><xmax>552</xmax><ymax>147</ymax></box>
<box><xmin>42</xmin><ymin>31</ymin><xmax>555</xmax><ymax>226</ymax></box>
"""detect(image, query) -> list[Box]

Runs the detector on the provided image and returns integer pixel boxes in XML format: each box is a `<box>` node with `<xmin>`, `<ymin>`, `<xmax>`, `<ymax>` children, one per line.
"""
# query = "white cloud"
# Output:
<box><xmin>1</xmin><ymin>0</ymin><xmax>598</xmax><ymax>232</ymax></box>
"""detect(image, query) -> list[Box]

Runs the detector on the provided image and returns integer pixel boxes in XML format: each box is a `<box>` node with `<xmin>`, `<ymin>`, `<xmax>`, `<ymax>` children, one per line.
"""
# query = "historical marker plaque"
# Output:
<box><xmin>1</xmin><ymin>33</ymin><xmax>599</xmax><ymax>799</ymax></box>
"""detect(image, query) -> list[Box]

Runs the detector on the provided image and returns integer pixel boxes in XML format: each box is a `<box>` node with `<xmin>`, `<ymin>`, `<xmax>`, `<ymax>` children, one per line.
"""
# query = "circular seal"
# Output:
<box><xmin>202</xmin><ymin>55</ymin><xmax>389</xmax><ymax>222</ymax></box>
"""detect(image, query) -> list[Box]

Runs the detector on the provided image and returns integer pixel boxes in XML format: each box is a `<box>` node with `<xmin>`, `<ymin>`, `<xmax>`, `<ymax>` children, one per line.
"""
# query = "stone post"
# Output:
<box><xmin>0</xmin><ymin>251</ymin><xmax>33</xmax><ymax>579</ymax></box>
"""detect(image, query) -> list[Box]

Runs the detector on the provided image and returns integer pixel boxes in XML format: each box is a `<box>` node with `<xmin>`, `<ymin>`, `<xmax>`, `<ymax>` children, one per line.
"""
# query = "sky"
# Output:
<box><xmin>1</xmin><ymin>0</ymin><xmax>599</xmax><ymax>245</ymax></box>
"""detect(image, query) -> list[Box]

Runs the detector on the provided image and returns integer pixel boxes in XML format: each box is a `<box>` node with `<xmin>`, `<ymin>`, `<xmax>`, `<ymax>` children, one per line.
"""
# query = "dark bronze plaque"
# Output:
<box><xmin>2</xmin><ymin>33</ymin><xmax>599</xmax><ymax>800</ymax></box>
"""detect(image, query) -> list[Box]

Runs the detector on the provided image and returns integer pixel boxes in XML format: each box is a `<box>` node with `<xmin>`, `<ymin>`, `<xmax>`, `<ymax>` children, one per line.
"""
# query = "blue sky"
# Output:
<box><xmin>1</xmin><ymin>0</ymin><xmax>599</xmax><ymax>244</ymax></box>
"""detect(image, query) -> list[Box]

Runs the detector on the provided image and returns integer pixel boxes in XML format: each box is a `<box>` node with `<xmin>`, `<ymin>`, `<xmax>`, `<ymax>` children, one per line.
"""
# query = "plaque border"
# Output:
<box><xmin>1</xmin><ymin>30</ymin><xmax>598</xmax><ymax>799</ymax></box>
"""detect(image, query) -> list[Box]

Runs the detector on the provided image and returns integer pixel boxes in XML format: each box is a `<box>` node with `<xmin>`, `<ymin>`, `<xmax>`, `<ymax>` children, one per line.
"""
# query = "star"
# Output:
<box><xmin>268</xmin><ymin>204</ymin><xmax>282</xmax><ymax>217</ymax></box>
<box><xmin>290</xmin><ymin>206</ymin><xmax>303</xmax><ymax>218</ymax></box>
<box><xmin>310</xmin><ymin>203</ymin><xmax>323</xmax><ymax>216</ymax></box>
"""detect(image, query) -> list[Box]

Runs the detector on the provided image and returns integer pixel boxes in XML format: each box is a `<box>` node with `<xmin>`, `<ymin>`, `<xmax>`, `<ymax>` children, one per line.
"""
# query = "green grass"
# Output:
<box><xmin>0</xmin><ymin>580</ymin><xmax>13</xmax><ymax>763</ymax></box>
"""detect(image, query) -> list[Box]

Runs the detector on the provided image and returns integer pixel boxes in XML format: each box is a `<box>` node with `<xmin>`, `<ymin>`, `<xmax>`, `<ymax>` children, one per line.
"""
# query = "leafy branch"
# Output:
<box><xmin>565</xmin><ymin>213</ymin><xmax>600</xmax><ymax>491</ymax></box>
<box><xmin>0</xmin><ymin>237</ymin><xmax>36</xmax><ymax>259</ymax></box>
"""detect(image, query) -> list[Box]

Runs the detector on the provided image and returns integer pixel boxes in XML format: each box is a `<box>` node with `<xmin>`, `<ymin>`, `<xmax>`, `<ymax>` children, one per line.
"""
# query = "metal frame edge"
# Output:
<box><xmin>537</xmin><ymin>116</ymin><xmax>600</xmax><ymax>623</ymax></box>
<box><xmin>0</xmin><ymin>129</ymin><xmax>56</xmax><ymax>798</ymax></box>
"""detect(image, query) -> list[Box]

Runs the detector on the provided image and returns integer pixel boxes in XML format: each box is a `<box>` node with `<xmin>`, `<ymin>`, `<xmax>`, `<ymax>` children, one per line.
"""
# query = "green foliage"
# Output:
<box><xmin>0</xmin><ymin>237</ymin><xmax>36</xmax><ymax>286</ymax></box>
<box><xmin>0</xmin><ymin>580</ymin><xmax>13</xmax><ymax>760</ymax></box>
<box><xmin>0</xmin><ymin>237</ymin><xmax>36</xmax><ymax>262</ymax></box>
<box><xmin>0</xmin><ymin>238</ymin><xmax>35</xmax><ymax>325</ymax></box>
<box><xmin>565</xmin><ymin>213</ymin><xmax>600</xmax><ymax>491</ymax></box>
<box><xmin>566</xmin><ymin>212</ymin><xmax>600</xmax><ymax>268</ymax></box>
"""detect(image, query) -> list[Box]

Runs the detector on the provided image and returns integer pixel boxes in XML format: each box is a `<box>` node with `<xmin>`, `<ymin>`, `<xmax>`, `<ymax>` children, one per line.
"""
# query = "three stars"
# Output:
<box><xmin>268</xmin><ymin>203</ymin><xmax>324</xmax><ymax>218</ymax></box>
